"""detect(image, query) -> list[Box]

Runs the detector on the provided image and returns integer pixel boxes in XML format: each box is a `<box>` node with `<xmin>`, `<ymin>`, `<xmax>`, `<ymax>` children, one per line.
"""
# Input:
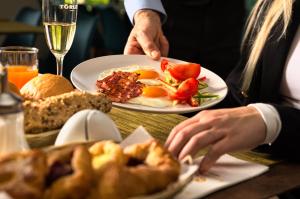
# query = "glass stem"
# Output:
<box><xmin>55</xmin><ymin>55</ymin><xmax>64</xmax><ymax>76</ymax></box>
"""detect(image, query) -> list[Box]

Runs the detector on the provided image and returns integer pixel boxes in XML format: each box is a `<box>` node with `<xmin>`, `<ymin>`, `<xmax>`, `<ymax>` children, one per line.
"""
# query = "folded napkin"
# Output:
<box><xmin>175</xmin><ymin>154</ymin><xmax>269</xmax><ymax>199</ymax></box>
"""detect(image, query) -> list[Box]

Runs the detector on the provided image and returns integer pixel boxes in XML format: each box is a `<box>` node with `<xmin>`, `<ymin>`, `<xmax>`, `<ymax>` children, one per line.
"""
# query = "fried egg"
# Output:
<box><xmin>128</xmin><ymin>86</ymin><xmax>174</xmax><ymax>107</ymax></box>
<box><xmin>98</xmin><ymin>65</ymin><xmax>174</xmax><ymax>107</ymax></box>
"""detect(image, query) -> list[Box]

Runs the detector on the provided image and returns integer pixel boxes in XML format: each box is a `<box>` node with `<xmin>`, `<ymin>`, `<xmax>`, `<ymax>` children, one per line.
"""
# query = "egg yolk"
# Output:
<box><xmin>142</xmin><ymin>86</ymin><xmax>168</xmax><ymax>98</ymax></box>
<box><xmin>134</xmin><ymin>69</ymin><xmax>159</xmax><ymax>79</ymax></box>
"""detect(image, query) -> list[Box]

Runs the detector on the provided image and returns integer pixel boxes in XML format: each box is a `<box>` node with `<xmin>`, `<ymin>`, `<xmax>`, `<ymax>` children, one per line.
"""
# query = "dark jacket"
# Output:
<box><xmin>162</xmin><ymin>0</ymin><xmax>246</xmax><ymax>79</ymax></box>
<box><xmin>226</xmin><ymin>0</ymin><xmax>300</xmax><ymax>158</ymax></box>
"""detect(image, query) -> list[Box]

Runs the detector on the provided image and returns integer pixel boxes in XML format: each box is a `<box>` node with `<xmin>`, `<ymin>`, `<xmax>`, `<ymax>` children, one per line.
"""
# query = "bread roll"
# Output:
<box><xmin>20</xmin><ymin>74</ymin><xmax>74</xmax><ymax>100</ymax></box>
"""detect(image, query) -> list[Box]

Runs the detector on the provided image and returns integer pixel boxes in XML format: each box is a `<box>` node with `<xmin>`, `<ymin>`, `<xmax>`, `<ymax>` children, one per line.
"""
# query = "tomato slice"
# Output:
<box><xmin>168</xmin><ymin>62</ymin><xmax>201</xmax><ymax>81</ymax></box>
<box><xmin>198</xmin><ymin>76</ymin><xmax>207</xmax><ymax>81</ymax></box>
<box><xmin>171</xmin><ymin>78</ymin><xmax>199</xmax><ymax>100</ymax></box>
<box><xmin>161</xmin><ymin>59</ymin><xmax>169</xmax><ymax>71</ymax></box>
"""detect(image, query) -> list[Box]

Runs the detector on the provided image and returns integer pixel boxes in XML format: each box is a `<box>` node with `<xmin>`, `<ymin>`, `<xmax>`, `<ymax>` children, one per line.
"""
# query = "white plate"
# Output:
<box><xmin>71</xmin><ymin>55</ymin><xmax>227</xmax><ymax>114</ymax></box>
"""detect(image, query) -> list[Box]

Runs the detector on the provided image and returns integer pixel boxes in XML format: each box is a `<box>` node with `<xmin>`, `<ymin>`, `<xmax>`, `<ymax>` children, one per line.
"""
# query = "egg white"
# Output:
<box><xmin>98</xmin><ymin>65</ymin><xmax>162</xmax><ymax>80</ymax></box>
<box><xmin>127</xmin><ymin>95</ymin><xmax>174</xmax><ymax>108</ymax></box>
<box><xmin>138</xmin><ymin>79</ymin><xmax>162</xmax><ymax>86</ymax></box>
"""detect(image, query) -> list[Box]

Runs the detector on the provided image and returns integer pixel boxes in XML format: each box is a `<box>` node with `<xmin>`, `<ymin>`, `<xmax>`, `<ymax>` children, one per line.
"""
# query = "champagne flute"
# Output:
<box><xmin>42</xmin><ymin>0</ymin><xmax>77</xmax><ymax>76</ymax></box>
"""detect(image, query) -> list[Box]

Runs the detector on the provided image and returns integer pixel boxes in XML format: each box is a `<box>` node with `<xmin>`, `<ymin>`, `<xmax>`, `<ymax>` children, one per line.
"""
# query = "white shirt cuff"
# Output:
<box><xmin>124</xmin><ymin>0</ymin><xmax>166</xmax><ymax>24</ymax></box>
<box><xmin>248</xmin><ymin>103</ymin><xmax>282</xmax><ymax>145</ymax></box>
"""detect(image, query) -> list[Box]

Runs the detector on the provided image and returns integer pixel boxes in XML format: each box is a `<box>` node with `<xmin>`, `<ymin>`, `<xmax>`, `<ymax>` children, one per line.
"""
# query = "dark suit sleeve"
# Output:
<box><xmin>257</xmin><ymin>105</ymin><xmax>300</xmax><ymax>160</ymax></box>
<box><xmin>182</xmin><ymin>0</ymin><xmax>211</xmax><ymax>6</ymax></box>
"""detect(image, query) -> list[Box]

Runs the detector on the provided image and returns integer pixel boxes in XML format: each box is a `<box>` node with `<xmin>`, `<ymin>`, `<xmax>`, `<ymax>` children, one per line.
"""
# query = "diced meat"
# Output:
<box><xmin>96</xmin><ymin>71</ymin><xmax>144</xmax><ymax>103</ymax></box>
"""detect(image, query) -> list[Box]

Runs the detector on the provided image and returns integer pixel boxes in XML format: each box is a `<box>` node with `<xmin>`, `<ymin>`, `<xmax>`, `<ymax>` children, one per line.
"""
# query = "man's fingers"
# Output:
<box><xmin>124</xmin><ymin>44</ymin><xmax>144</xmax><ymax>55</ymax></box>
<box><xmin>136</xmin><ymin>31</ymin><xmax>161</xmax><ymax>59</ymax></box>
<box><xmin>160</xmin><ymin>35</ymin><xmax>169</xmax><ymax>57</ymax></box>
<box><xmin>124</xmin><ymin>34</ymin><xmax>144</xmax><ymax>55</ymax></box>
<box><xmin>150</xmin><ymin>51</ymin><xmax>161</xmax><ymax>60</ymax></box>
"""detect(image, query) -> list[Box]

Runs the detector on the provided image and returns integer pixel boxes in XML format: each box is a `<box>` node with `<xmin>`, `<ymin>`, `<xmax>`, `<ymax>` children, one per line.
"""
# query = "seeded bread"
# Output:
<box><xmin>23</xmin><ymin>91</ymin><xmax>112</xmax><ymax>134</ymax></box>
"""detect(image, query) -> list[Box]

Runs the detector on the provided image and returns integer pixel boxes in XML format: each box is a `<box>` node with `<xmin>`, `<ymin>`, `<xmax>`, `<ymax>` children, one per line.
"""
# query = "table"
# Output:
<box><xmin>0</xmin><ymin>20</ymin><xmax>43</xmax><ymax>34</ymax></box>
<box><xmin>26</xmin><ymin>107</ymin><xmax>300</xmax><ymax>198</ymax></box>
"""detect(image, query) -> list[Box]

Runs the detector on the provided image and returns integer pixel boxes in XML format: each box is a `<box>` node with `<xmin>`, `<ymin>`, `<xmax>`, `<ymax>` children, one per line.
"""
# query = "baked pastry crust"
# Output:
<box><xmin>124</xmin><ymin>140</ymin><xmax>181</xmax><ymax>195</ymax></box>
<box><xmin>0</xmin><ymin>150</ymin><xmax>47</xmax><ymax>199</ymax></box>
<box><xmin>44</xmin><ymin>145</ymin><xmax>94</xmax><ymax>199</ymax></box>
<box><xmin>0</xmin><ymin>140</ymin><xmax>181</xmax><ymax>199</ymax></box>
<box><xmin>89</xmin><ymin>140</ymin><xmax>127</xmax><ymax>170</ymax></box>
<box><xmin>23</xmin><ymin>91</ymin><xmax>112</xmax><ymax>134</ymax></box>
<box><xmin>89</xmin><ymin>140</ymin><xmax>181</xmax><ymax>199</ymax></box>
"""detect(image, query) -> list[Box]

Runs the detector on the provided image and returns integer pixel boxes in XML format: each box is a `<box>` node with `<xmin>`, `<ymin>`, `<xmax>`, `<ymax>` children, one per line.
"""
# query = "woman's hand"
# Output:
<box><xmin>165</xmin><ymin>107</ymin><xmax>267</xmax><ymax>172</ymax></box>
<box><xmin>124</xmin><ymin>9</ymin><xmax>169</xmax><ymax>60</ymax></box>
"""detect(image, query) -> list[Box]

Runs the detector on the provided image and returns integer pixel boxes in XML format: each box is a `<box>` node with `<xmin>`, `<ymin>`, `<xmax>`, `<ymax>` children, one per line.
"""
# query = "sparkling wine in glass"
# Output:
<box><xmin>42</xmin><ymin>0</ymin><xmax>77</xmax><ymax>76</ymax></box>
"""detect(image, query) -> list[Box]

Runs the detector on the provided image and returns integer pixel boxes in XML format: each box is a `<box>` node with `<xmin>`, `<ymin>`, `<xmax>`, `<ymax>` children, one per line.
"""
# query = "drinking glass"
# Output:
<box><xmin>42</xmin><ymin>0</ymin><xmax>78</xmax><ymax>76</ymax></box>
<box><xmin>0</xmin><ymin>46</ymin><xmax>39</xmax><ymax>89</ymax></box>
<box><xmin>0</xmin><ymin>66</ymin><xmax>29</xmax><ymax>153</ymax></box>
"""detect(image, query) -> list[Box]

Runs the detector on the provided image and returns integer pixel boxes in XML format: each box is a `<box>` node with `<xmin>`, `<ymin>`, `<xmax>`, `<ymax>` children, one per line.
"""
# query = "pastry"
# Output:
<box><xmin>0</xmin><ymin>140</ymin><xmax>181</xmax><ymax>199</ymax></box>
<box><xmin>44</xmin><ymin>145</ymin><xmax>94</xmax><ymax>199</ymax></box>
<box><xmin>89</xmin><ymin>140</ymin><xmax>127</xmax><ymax>170</ymax></box>
<box><xmin>123</xmin><ymin>140</ymin><xmax>181</xmax><ymax>195</ymax></box>
<box><xmin>0</xmin><ymin>150</ymin><xmax>47</xmax><ymax>199</ymax></box>
<box><xmin>90</xmin><ymin>140</ymin><xmax>181</xmax><ymax>199</ymax></box>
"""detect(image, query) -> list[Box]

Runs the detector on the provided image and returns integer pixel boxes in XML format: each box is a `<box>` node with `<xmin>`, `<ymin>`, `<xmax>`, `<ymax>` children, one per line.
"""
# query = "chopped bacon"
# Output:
<box><xmin>96</xmin><ymin>71</ymin><xmax>144</xmax><ymax>103</ymax></box>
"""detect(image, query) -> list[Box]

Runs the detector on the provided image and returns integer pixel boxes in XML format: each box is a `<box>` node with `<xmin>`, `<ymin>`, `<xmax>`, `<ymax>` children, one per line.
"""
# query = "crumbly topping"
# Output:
<box><xmin>23</xmin><ymin>91</ymin><xmax>112</xmax><ymax>134</ymax></box>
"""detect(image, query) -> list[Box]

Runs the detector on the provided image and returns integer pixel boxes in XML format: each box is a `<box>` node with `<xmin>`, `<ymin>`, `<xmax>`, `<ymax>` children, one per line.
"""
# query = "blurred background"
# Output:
<box><xmin>0</xmin><ymin>0</ymin><xmax>256</xmax><ymax>79</ymax></box>
<box><xmin>0</xmin><ymin>0</ymin><xmax>131</xmax><ymax>78</ymax></box>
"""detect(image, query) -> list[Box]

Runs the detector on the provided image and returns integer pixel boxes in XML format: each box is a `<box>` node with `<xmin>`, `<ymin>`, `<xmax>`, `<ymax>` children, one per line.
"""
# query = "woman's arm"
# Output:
<box><xmin>165</xmin><ymin>106</ymin><xmax>267</xmax><ymax>172</ymax></box>
<box><xmin>259</xmin><ymin>105</ymin><xmax>300</xmax><ymax>159</ymax></box>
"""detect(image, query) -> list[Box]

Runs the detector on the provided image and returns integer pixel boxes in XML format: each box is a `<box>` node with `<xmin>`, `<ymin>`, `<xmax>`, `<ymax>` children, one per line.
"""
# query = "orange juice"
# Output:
<box><xmin>7</xmin><ymin>66</ymin><xmax>38</xmax><ymax>89</ymax></box>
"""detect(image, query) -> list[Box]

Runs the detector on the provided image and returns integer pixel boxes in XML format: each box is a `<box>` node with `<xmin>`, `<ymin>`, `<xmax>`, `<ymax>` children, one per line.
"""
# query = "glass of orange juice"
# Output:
<box><xmin>0</xmin><ymin>46</ymin><xmax>39</xmax><ymax>89</ymax></box>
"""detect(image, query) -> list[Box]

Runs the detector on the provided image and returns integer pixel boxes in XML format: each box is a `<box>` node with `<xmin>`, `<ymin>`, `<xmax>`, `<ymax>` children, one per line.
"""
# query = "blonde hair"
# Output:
<box><xmin>241</xmin><ymin>0</ymin><xmax>293</xmax><ymax>94</ymax></box>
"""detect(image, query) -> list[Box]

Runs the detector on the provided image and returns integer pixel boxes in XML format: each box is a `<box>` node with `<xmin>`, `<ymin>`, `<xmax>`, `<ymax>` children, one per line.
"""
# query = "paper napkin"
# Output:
<box><xmin>175</xmin><ymin>154</ymin><xmax>269</xmax><ymax>199</ymax></box>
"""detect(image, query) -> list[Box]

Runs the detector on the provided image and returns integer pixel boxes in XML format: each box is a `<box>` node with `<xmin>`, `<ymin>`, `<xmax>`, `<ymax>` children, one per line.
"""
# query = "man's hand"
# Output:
<box><xmin>124</xmin><ymin>10</ymin><xmax>169</xmax><ymax>60</ymax></box>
